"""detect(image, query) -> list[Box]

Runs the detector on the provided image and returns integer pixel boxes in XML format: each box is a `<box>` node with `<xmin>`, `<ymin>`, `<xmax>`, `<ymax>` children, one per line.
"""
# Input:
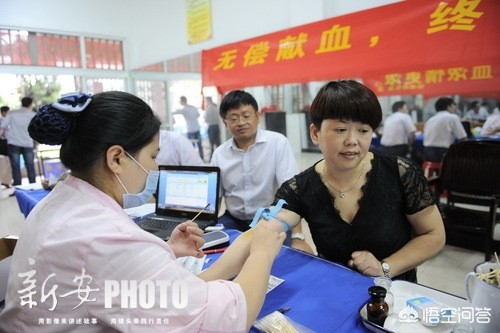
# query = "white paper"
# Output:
<box><xmin>177</xmin><ymin>255</ymin><xmax>207</xmax><ymax>274</ymax></box>
<box><xmin>123</xmin><ymin>203</ymin><xmax>155</xmax><ymax>218</ymax></box>
<box><xmin>267</xmin><ymin>275</ymin><xmax>285</xmax><ymax>293</ymax></box>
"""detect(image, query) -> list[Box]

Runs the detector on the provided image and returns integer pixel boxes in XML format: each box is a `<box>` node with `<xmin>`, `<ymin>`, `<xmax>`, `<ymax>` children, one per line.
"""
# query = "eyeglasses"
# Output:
<box><xmin>224</xmin><ymin>112</ymin><xmax>256</xmax><ymax>125</ymax></box>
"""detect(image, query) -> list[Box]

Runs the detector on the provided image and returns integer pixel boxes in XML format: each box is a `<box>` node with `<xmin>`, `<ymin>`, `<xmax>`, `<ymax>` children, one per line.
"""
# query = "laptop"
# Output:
<box><xmin>136</xmin><ymin>165</ymin><xmax>220</xmax><ymax>240</ymax></box>
<box><xmin>461</xmin><ymin>121</ymin><xmax>474</xmax><ymax>138</ymax></box>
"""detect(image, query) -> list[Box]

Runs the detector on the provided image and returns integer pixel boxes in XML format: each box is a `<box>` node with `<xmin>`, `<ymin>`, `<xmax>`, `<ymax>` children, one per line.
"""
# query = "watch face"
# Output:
<box><xmin>291</xmin><ymin>233</ymin><xmax>305</xmax><ymax>240</ymax></box>
<box><xmin>382</xmin><ymin>262</ymin><xmax>390</xmax><ymax>270</ymax></box>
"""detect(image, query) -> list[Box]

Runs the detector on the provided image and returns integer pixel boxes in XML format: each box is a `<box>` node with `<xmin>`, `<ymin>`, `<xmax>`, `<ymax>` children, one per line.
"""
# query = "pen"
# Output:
<box><xmin>191</xmin><ymin>203</ymin><xmax>210</xmax><ymax>223</ymax></box>
<box><xmin>277</xmin><ymin>307</ymin><xmax>291</xmax><ymax>314</ymax></box>
<box><xmin>202</xmin><ymin>247</ymin><xmax>227</xmax><ymax>255</ymax></box>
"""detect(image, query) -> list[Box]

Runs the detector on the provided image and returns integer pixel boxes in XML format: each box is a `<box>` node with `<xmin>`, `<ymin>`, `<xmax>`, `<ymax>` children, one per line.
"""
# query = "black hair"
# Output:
<box><xmin>309</xmin><ymin>80</ymin><xmax>382</xmax><ymax>130</ymax></box>
<box><xmin>469</xmin><ymin>101</ymin><xmax>479</xmax><ymax>109</ymax></box>
<box><xmin>0</xmin><ymin>106</ymin><xmax>9</xmax><ymax>113</ymax></box>
<box><xmin>219</xmin><ymin>90</ymin><xmax>258</xmax><ymax>119</ymax></box>
<box><xmin>21</xmin><ymin>97</ymin><xmax>33</xmax><ymax>107</ymax></box>
<box><xmin>435</xmin><ymin>97</ymin><xmax>455</xmax><ymax>111</ymax></box>
<box><xmin>392</xmin><ymin>101</ymin><xmax>407</xmax><ymax>113</ymax></box>
<box><xmin>30</xmin><ymin>91</ymin><xmax>160</xmax><ymax>178</ymax></box>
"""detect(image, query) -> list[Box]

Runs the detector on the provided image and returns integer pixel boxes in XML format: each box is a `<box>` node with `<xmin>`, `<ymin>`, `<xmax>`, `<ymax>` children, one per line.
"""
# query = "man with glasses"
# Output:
<box><xmin>211</xmin><ymin>90</ymin><xmax>310</xmax><ymax>250</ymax></box>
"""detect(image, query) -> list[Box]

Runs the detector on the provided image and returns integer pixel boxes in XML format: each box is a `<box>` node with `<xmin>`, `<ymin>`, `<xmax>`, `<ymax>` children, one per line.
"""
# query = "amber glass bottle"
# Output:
<box><xmin>366</xmin><ymin>286</ymin><xmax>389</xmax><ymax>327</ymax></box>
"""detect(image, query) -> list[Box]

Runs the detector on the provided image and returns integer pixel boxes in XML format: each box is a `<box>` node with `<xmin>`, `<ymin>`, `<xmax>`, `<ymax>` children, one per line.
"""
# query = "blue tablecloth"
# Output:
<box><xmin>370</xmin><ymin>134</ymin><xmax>424</xmax><ymax>151</ymax></box>
<box><xmin>206</xmin><ymin>230</ymin><xmax>374</xmax><ymax>332</ymax></box>
<box><xmin>14</xmin><ymin>188</ymin><xmax>50</xmax><ymax>218</ymax></box>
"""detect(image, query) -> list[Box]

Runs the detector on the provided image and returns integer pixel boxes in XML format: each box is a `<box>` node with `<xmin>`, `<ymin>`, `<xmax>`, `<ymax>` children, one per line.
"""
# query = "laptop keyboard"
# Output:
<box><xmin>136</xmin><ymin>217</ymin><xmax>216</xmax><ymax>241</ymax></box>
<box><xmin>137</xmin><ymin>218</ymin><xmax>179</xmax><ymax>231</ymax></box>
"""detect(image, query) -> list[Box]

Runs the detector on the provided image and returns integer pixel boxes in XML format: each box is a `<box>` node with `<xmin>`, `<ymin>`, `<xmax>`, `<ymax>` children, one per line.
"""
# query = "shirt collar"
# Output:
<box><xmin>229</xmin><ymin>128</ymin><xmax>267</xmax><ymax>149</ymax></box>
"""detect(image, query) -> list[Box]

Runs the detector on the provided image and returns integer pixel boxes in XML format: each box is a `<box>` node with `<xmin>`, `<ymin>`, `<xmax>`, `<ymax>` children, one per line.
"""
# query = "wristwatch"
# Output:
<box><xmin>381</xmin><ymin>260</ymin><xmax>391</xmax><ymax>279</ymax></box>
<box><xmin>291</xmin><ymin>233</ymin><xmax>306</xmax><ymax>241</ymax></box>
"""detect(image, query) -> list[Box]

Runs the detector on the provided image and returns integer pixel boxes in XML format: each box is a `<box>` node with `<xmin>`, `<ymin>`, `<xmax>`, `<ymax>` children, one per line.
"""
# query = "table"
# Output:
<box><xmin>372</xmin><ymin>134</ymin><xmax>500</xmax><ymax>151</ymax></box>
<box><xmin>14</xmin><ymin>188</ymin><xmax>50</xmax><ymax>218</ymax></box>
<box><xmin>370</xmin><ymin>135</ymin><xmax>500</xmax><ymax>167</ymax></box>
<box><xmin>10</xmin><ymin>195</ymin><xmax>468</xmax><ymax>331</ymax></box>
<box><xmin>206</xmin><ymin>229</ymin><xmax>375</xmax><ymax>332</ymax></box>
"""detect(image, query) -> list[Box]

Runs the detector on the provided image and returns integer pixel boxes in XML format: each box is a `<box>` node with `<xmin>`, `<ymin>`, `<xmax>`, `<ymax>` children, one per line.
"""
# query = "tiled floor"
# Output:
<box><xmin>0</xmin><ymin>151</ymin><xmax>485</xmax><ymax>298</ymax></box>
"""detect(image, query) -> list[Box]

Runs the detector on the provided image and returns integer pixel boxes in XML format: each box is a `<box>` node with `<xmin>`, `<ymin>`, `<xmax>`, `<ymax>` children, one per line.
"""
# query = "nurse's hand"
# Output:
<box><xmin>167</xmin><ymin>221</ymin><xmax>205</xmax><ymax>258</ymax></box>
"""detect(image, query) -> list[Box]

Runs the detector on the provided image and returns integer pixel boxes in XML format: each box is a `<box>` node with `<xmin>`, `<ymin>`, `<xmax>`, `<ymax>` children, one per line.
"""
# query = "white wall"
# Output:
<box><xmin>0</xmin><ymin>0</ymin><xmax>401</xmax><ymax>70</ymax></box>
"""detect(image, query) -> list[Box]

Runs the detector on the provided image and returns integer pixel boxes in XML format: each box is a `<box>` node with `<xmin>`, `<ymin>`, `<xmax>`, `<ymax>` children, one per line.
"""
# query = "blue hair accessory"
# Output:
<box><xmin>249</xmin><ymin>199</ymin><xmax>290</xmax><ymax>232</ymax></box>
<box><xmin>52</xmin><ymin>92</ymin><xmax>92</xmax><ymax>112</ymax></box>
<box><xmin>28</xmin><ymin>92</ymin><xmax>92</xmax><ymax>145</ymax></box>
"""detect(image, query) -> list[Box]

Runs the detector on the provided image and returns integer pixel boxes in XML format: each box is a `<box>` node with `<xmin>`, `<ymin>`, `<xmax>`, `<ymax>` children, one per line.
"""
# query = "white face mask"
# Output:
<box><xmin>115</xmin><ymin>151</ymin><xmax>159</xmax><ymax>209</ymax></box>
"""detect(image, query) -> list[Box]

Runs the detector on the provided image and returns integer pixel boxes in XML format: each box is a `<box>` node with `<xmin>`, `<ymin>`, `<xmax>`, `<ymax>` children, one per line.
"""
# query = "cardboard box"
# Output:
<box><xmin>407</xmin><ymin>296</ymin><xmax>441</xmax><ymax>326</ymax></box>
<box><xmin>0</xmin><ymin>235</ymin><xmax>18</xmax><ymax>308</ymax></box>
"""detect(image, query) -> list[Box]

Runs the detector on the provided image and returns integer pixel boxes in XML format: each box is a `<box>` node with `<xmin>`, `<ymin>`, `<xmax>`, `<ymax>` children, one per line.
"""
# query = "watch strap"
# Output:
<box><xmin>381</xmin><ymin>260</ymin><xmax>391</xmax><ymax>278</ymax></box>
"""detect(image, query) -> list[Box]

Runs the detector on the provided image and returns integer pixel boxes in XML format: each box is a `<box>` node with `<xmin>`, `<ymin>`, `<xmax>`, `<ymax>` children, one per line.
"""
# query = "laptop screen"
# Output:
<box><xmin>156</xmin><ymin>165</ymin><xmax>220</xmax><ymax>221</ymax></box>
<box><xmin>461</xmin><ymin>121</ymin><xmax>474</xmax><ymax>138</ymax></box>
<box><xmin>42</xmin><ymin>158</ymin><xmax>68</xmax><ymax>179</ymax></box>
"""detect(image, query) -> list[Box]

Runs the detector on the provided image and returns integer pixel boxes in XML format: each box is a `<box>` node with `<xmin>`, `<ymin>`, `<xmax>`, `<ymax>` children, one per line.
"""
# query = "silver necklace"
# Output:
<box><xmin>321</xmin><ymin>160</ymin><xmax>366</xmax><ymax>198</ymax></box>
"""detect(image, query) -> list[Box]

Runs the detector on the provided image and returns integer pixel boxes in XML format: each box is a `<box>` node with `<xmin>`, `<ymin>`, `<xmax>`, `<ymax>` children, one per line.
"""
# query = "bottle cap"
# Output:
<box><xmin>368</xmin><ymin>286</ymin><xmax>387</xmax><ymax>298</ymax></box>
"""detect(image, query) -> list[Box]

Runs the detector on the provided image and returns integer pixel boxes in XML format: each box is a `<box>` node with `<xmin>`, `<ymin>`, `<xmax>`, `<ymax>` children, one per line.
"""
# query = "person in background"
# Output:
<box><xmin>481</xmin><ymin>113</ymin><xmax>500</xmax><ymax>137</ymax></box>
<box><xmin>465</xmin><ymin>100</ymin><xmax>489</xmax><ymax>127</ymax></box>
<box><xmin>0</xmin><ymin>105</ymin><xmax>9</xmax><ymax>134</ymax></box>
<box><xmin>492</xmin><ymin>101</ymin><xmax>500</xmax><ymax>115</ymax></box>
<box><xmin>479</xmin><ymin>101</ymin><xmax>490</xmax><ymax>115</ymax></box>
<box><xmin>173</xmin><ymin>96</ymin><xmax>204</xmax><ymax>161</ymax></box>
<box><xmin>0</xmin><ymin>106</ymin><xmax>10</xmax><ymax>188</ymax></box>
<box><xmin>204</xmin><ymin>96</ymin><xmax>222</xmax><ymax>160</ymax></box>
<box><xmin>423</xmin><ymin>97</ymin><xmax>468</xmax><ymax>163</ymax></box>
<box><xmin>253</xmin><ymin>80</ymin><xmax>445</xmax><ymax>282</ymax></box>
<box><xmin>0</xmin><ymin>97</ymin><xmax>36</xmax><ymax>186</ymax></box>
<box><xmin>0</xmin><ymin>105</ymin><xmax>9</xmax><ymax>147</ymax></box>
<box><xmin>155</xmin><ymin>129</ymin><xmax>205</xmax><ymax>166</ymax></box>
<box><xmin>0</xmin><ymin>91</ymin><xmax>285</xmax><ymax>332</ymax></box>
<box><xmin>380</xmin><ymin>101</ymin><xmax>417</xmax><ymax>158</ymax></box>
<box><xmin>211</xmin><ymin>90</ymin><xmax>311</xmax><ymax>251</ymax></box>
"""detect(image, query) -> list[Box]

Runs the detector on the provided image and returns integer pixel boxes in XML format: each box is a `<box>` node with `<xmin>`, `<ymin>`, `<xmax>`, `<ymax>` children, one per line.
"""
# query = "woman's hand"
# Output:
<box><xmin>348</xmin><ymin>250</ymin><xmax>383</xmax><ymax>277</ymax></box>
<box><xmin>167</xmin><ymin>221</ymin><xmax>205</xmax><ymax>258</ymax></box>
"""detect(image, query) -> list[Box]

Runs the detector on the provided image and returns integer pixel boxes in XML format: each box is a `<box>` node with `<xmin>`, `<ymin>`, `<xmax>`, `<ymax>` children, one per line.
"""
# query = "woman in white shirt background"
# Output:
<box><xmin>0</xmin><ymin>91</ymin><xmax>285</xmax><ymax>333</ymax></box>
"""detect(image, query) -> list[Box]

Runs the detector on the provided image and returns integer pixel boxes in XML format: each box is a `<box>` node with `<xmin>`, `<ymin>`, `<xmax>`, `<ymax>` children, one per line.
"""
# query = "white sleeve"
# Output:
<box><xmin>177</xmin><ymin>135</ymin><xmax>205</xmax><ymax>166</ymax></box>
<box><xmin>452</xmin><ymin>118</ymin><xmax>467</xmax><ymax>139</ymax></box>
<box><xmin>275</xmin><ymin>135</ymin><xmax>299</xmax><ymax>186</ymax></box>
<box><xmin>0</xmin><ymin>115</ymin><xmax>9</xmax><ymax>129</ymax></box>
<box><xmin>403</xmin><ymin>115</ymin><xmax>417</xmax><ymax>132</ymax></box>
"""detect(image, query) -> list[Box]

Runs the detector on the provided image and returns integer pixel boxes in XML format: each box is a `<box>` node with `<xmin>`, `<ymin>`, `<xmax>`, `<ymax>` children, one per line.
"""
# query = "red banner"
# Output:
<box><xmin>202</xmin><ymin>0</ymin><xmax>500</xmax><ymax>97</ymax></box>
